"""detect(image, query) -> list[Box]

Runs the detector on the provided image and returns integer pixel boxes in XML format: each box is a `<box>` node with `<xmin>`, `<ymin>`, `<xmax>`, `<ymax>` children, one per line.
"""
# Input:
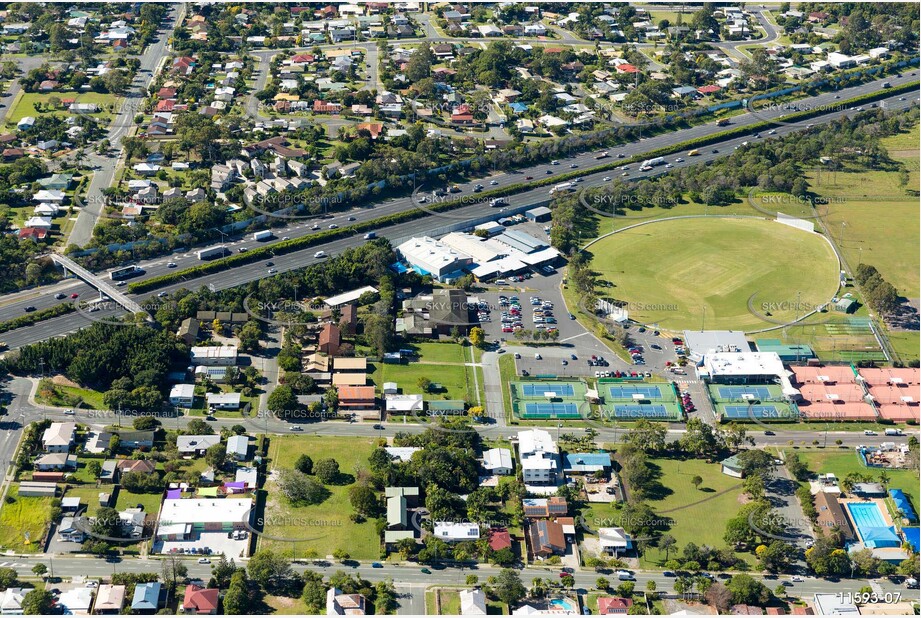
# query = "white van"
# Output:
<box><xmin>495</xmin><ymin>279</ymin><xmax>507</xmax><ymax>286</ymax></box>
<box><xmin>313</xmin><ymin>251</ymin><xmax>327</xmax><ymax>258</ymax></box>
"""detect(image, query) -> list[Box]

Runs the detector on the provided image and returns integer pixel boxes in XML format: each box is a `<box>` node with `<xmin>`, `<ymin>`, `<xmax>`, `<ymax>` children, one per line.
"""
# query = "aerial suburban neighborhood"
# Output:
<box><xmin>0</xmin><ymin>1</ymin><xmax>917</xmax><ymax>616</ymax></box>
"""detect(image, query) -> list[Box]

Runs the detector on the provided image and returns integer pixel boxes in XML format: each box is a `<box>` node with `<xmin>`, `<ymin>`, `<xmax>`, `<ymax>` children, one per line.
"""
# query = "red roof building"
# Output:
<box><xmin>615</xmin><ymin>64</ymin><xmax>639</xmax><ymax>74</ymax></box>
<box><xmin>18</xmin><ymin>227</ymin><xmax>49</xmax><ymax>240</ymax></box>
<box><xmin>356</xmin><ymin>122</ymin><xmax>384</xmax><ymax>139</ymax></box>
<box><xmin>182</xmin><ymin>586</ymin><xmax>219</xmax><ymax>615</ymax></box>
<box><xmin>157</xmin><ymin>87</ymin><xmax>177</xmax><ymax>100</ymax></box>
<box><xmin>156</xmin><ymin>99</ymin><xmax>176</xmax><ymax>112</ymax></box>
<box><xmin>318</xmin><ymin>323</ymin><xmax>341</xmax><ymax>356</ymax></box>
<box><xmin>313</xmin><ymin>100</ymin><xmax>342</xmax><ymax>114</ymax></box>
<box><xmin>290</xmin><ymin>53</ymin><xmax>316</xmax><ymax>64</ymax></box>
<box><xmin>488</xmin><ymin>528</ymin><xmax>512</xmax><ymax>551</ymax></box>
<box><xmin>337</xmin><ymin>386</ymin><xmax>376</xmax><ymax>408</ymax></box>
<box><xmin>697</xmin><ymin>84</ymin><xmax>721</xmax><ymax>95</ymax></box>
<box><xmin>598</xmin><ymin>597</ymin><xmax>633</xmax><ymax>615</ymax></box>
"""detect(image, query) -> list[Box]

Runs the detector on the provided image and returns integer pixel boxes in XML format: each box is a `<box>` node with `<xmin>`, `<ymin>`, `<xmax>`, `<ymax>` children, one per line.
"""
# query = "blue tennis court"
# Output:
<box><xmin>611</xmin><ymin>404</ymin><xmax>673</xmax><ymax>419</ymax></box>
<box><xmin>520</xmin><ymin>383</ymin><xmax>575</xmax><ymax>398</ymax></box>
<box><xmin>717</xmin><ymin>386</ymin><xmax>774</xmax><ymax>400</ymax></box>
<box><xmin>522</xmin><ymin>402</ymin><xmax>580</xmax><ymax>418</ymax></box>
<box><xmin>723</xmin><ymin>405</ymin><xmax>796</xmax><ymax>420</ymax></box>
<box><xmin>607</xmin><ymin>384</ymin><xmax>664</xmax><ymax>400</ymax></box>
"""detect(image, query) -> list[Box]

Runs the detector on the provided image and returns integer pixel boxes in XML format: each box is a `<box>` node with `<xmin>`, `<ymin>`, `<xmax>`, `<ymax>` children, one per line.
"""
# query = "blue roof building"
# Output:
<box><xmin>563</xmin><ymin>452</ymin><xmax>611</xmax><ymax>474</ymax></box>
<box><xmin>131</xmin><ymin>582</ymin><xmax>162</xmax><ymax>612</ymax></box>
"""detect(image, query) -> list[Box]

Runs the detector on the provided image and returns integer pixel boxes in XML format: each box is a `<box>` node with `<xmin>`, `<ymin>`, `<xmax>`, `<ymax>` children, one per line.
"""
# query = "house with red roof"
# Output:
<box><xmin>156</xmin><ymin>99</ymin><xmax>176</xmax><ymax>112</ymax></box>
<box><xmin>697</xmin><ymin>84</ymin><xmax>721</xmax><ymax>95</ymax></box>
<box><xmin>290</xmin><ymin>53</ymin><xmax>316</xmax><ymax>64</ymax></box>
<box><xmin>598</xmin><ymin>597</ymin><xmax>633</xmax><ymax>614</ymax></box>
<box><xmin>18</xmin><ymin>227</ymin><xmax>49</xmax><ymax>240</ymax></box>
<box><xmin>615</xmin><ymin>64</ymin><xmax>639</xmax><ymax>74</ymax></box>
<box><xmin>157</xmin><ymin>87</ymin><xmax>177</xmax><ymax>100</ymax></box>
<box><xmin>313</xmin><ymin>100</ymin><xmax>342</xmax><ymax>114</ymax></box>
<box><xmin>488</xmin><ymin>528</ymin><xmax>512</xmax><ymax>552</ymax></box>
<box><xmin>356</xmin><ymin>122</ymin><xmax>384</xmax><ymax>139</ymax></box>
<box><xmin>182</xmin><ymin>586</ymin><xmax>219</xmax><ymax>615</ymax></box>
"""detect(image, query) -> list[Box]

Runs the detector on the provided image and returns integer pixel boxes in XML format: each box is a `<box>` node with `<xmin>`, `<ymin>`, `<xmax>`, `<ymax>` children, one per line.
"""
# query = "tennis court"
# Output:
<box><xmin>610</xmin><ymin>404</ymin><xmax>679</xmax><ymax>420</ymax></box>
<box><xmin>511</xmin><ymin>379</ymin><xmax>587</xmax><ymax>420</ymax></box>
<box><xmin>519</xmin><ymin>383</ymin><xmax>576</xmax><ymax>398</ymax></box>
<box><xmin>521</xmin><ymin>402</ymin><xmax>581</xmax><ymax>419</ymax></box>
<box><xmin>723</xmin><ymin>404</ymin><xmax>799</xmax><ymax>420</ymax></box>
<box><xmin>716</xmin><ymin>385</ymin><xmax>776</xmax><ymax>400</ymax></box>
<box><xmin>607</xmin><ymin>384</ymin><xmax>665</xmax><ymax>400</ymax></box>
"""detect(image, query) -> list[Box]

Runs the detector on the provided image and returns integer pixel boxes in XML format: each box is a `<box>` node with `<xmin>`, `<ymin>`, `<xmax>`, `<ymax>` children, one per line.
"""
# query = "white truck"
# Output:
<box><xmin>197</xmin><ymin>246</ymin><xmax>228</xmax><ymax>260</ymax></box>
<box><xmin>490</xmin><ymin>197</ymin><xmax>509</xmax><ymax>207</ymax></box>
<box><xmin>550</xmin><ymin>182</ymin><xmax>574</xmax><ymax>195</ymax></box>
<box><xmin>253</xmin><ymin>230</ymin><xmax>275</xmax><ymax>242</ymax></box>
<box><xmin>884</xmin><ymin>428</ymin><xmax>903</xmax><ymax>436</ymax></box>
<box><xmin>639</xmin><ymin>156</ymin><xmax>665</xmax><ymax>171</ymax></box>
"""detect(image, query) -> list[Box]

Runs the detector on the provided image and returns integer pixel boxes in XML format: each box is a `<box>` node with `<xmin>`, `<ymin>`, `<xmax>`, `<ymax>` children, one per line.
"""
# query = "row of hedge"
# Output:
<box><xmin>127</xmin><ymin>81</ymin><xmax>918</xmax><ymax>295</ymax></box>
<box><xmin>0</xmin><ymin>303</ymin><xmax>75</xmax><ymax>334</ymax></box>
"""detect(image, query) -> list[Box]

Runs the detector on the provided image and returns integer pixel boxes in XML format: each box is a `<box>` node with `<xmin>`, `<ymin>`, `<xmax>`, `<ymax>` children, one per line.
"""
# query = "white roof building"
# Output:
<box><xmin>434</xmin><ymin>521</ymin><xmax>480</xmax><ymax>542</ymax></box>
<box><xmin>598</xmin><ymin>527</ymin><xmax>631</xmax><ymax>551</ymax></box>
<box><xmin>384</xmin><ymin>446</ymin><xmax>421</xmax><ymax>462</ymax></box>
<box><xmin>397</xmin><ymin>236</ymin><xmax>473</xmax><ymax>281</ymax></box>
<box><xmin>460</xmin><ymin>589</ymin><xmax>487</xmax><ymax>615</ymax></box>
<box><xmin>483</xmin><ymin>448</ymin><xmax>513</xmax><ymax>474</ymax></box>
<box><xmin>158</xmin><ymin>498</ymin><xmax>252</xmax><ymax>528</ymax></box>
<box><xmin>324</xmin><ymin>285</ymin><xmax>378</xmax><ymax>308</ymax></box>
<box><xmin>385</xmin><ymin>394</ymin><xmax>423</xmax><ymax>413</ymax></box>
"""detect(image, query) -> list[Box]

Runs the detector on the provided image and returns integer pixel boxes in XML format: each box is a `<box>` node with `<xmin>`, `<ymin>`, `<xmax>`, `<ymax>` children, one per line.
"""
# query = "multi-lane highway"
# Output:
<box><xmin>1</xmin><ymin>76</ymin><xmax>917</xmax><ymax>349</ymax></box>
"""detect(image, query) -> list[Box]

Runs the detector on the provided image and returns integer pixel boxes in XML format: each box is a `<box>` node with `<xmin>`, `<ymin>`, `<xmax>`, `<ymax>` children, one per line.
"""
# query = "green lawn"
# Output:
<box><xmin>5</xmin><ymin>91</ymin><xmax>119</xmax><ymax>126</ymax></box>
<box><xmin>259</xmin><ymin>436</ymin><xmax>380</xmax><ymax>560</ymax></box>
<box><xmin>411</xmin><ymin>342</ymin><xmax>471</xmax><ymax>364</ymax></box>
<box><xmin>780</xmin><ymin>447</ymin><xmax>919</xmax><ymax>510</ymax></box>
<box><xmin>0</xmin><ymin>487</ymin><xmax>54</xmax><ymax>553</ymax></box>
<box><xmin>62</xmin><ymin>485</ymin><xmax>106</xmax><ymax>517</ymax></box>
<box><xmin>579</xmin><ymin>457</ymin><xmax>748</xmax><ymax>569</ymax></box>
<box><xmin>265</xmin><ymin>595</ymin><xmax>312</xmax><ymax>615</ymax></box>
<box><xmin>586</xmin><ymin>217</ymin><xmax>840</xmax><ymax>331</ymax></box>
<box><xmin>114</xmin><ymin>488</ymin><xmax>163</xmax><ymax>516</ymax></box>
<box><xmin>34</xmin><ymin>382</ymin><xmax>107</xmax><ymax>410</ymax></box>
<box><xmin>379</xmin><ymin>361</ymin><xmax>478</xmax><ymax>403</ymax></box>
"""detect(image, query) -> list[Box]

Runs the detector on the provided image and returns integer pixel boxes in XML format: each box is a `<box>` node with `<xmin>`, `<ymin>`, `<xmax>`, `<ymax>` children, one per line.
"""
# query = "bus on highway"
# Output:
<box><xmin>109</xmin><ymin>265</ymin><xmax>145</xmax><ymax>281</ymax></box>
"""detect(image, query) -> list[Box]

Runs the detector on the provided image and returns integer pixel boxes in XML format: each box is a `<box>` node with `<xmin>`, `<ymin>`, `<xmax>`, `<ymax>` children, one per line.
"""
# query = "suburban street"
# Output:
<box><xmin>67</xmin><ymin>3</ymin><xmax>185</xmax><ymax>248</ymax></box>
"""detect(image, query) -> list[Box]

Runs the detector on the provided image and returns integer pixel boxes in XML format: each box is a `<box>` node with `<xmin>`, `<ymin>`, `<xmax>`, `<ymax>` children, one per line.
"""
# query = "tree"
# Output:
<box><xmin>416</xmin><ymin>377</ymin><xmax>432</xmax><ymax>393</ymax></box>
<box><xmin>658</xmin><ymin>535</ymin><xmax>677</xmax><ymax>562</ymax></box>
<box><xmin>469</xmin><ymin>326</ymin><xmax>485</xmax><ymax>348</ymax></box>
<box><xmin>396</xmin><ymin>537</ymin><xmax>418</xmax><ymax>560</ymax></box>
<box><xmin>248</xmin><ymin>549</ymin><xmax>292</xmax><ymax>590</ymax></box>
<box><xmin>626</xmin><ymin>419</ymin><xmax>667</xmax><ymax>452</ymax></box>
<box><xmin>133</xmin><ymin>415</ymin><xmax>158</xmax><ymax>430</ymax></box>
<box><xmin>314</xmin><ymin>458</ymin><xmax>341</xmax><ymax>484</ymax></box>
<box><xmin>616</xmin><ymin>581</ymin><xmax>634</xmax><ymax>597</ymax></box>
<box><xmin>494</xmin><ymin>569</ymin><xmax>527</xmax><ymax>607</ymax></box>
<box><xmin>295</xmin><ymin>454</ymin><xmax>314</xmax><ymax>475</ymax></box>
<box><xmin>560</xmin><ymin>575</ymin><xmax>575</xmax><ymax>589</ymax></box>
<box><xmin>349</xmin><ymin>484</ymin><xmax>378</xmax><ymax>517</ymax></box>
<box><xmin>0</xmin><ymin>568</ymin><xmax>17</xmax><ymax>590</ymax></box>
<box><xmin>705</xmin><ymin>582</ymin><xmax>733</xmax><ymax>613</ymax></box>
<box><xmin>210</xmin><ymin>555</ymin><xmax>238</xmax><ymax>589</ymax></box>
<box><xmin>267</xmin><ymin>385</ymin><xmax>299</xmax><ymax>417</ymax></box>
<box><xmin>205</xmin><ymin>443</ymin><xmax>228</xmax><ymax>470</ymax></box>
<box><xmin>21</xmin><ymin>590</ymin><xmax>53</xmax><ymax>615</ymax></box>
<box><xmin>691</xmin><ymin>475</ymin><xmax>703</xmax><ymax>490</ymax></box>
<box><xmin>161</xmin><ymin>556</ymin><xmax>188</xmax><ymax>604</ymax></box>
<box><xmin>87</xmin><ymin>460</ymin><xmax>102</xmax><ymax>479</ymax></box>
<box><xmin>276</xmin><ymin>469</ymin><xmax>329</xmax><ymax>506</ymax></box>
<box><xmin>186</xmin><ymin>418</ymin><xmax>214</xmax><ymax>435</ymax></box>
<box><xmin>301</xmin><ymin>571</ymin><xmax>327</xmax><ymax>614</ymax></box>
<box><xmin>93</xmin><ymin>506</ymin><xmax>124</xmax><ymax>540</ymax></box>
<box><xmin>31</xmin><ymin>564</ymin><xmax>47</xmax><ymax>578</ymax></box>
<box><xmin>727</xmin><ymin>573</ymin><xmax>772</xmax><ymax>606</ymax></box>
<box><xmin>222</xmin><ymin>571</ymin><xmax>251</xmax><ymax>615</ymax></box>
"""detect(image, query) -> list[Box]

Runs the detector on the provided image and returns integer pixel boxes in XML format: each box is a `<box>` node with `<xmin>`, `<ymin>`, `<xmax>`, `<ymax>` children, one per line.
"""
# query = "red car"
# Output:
<box><xmin>525</xmin><ymin>175</ymin><xmax>533</xmax><ymax>180</ymax></box>
<box><xmin>70</xmin><ymin>293</ymin><xmax>79</xmax><ymax>299</ymax></box>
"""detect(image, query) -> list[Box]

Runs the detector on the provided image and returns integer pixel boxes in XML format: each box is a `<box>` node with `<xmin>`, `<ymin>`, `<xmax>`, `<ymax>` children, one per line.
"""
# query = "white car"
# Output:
<box><xmin>267</xmin><ymin>268</ymin><xmax>277</xmax><ymax>274</ymax></box>
<box><xmin>602</xmin><ymin>176</ymin><xmax>611</xmax><ymax>182</ymax></box>
<box><xmin>198</xmin><ymin>558</ymin><xmax>210</xmax><ymax>564</ymax></box>
<box><xmin>328</xmin><ymin>223</ymin><xmax>338</xmax><ymax>229</ymax></box>
<box><xmin>675</xmin><ymin>157</ymin><xmax>684</xmax><ymax>162</ymax></box>
<box><xmin>157</xmin><ymin>291</ymin><xmax>168</xmax><ymax>298</ymax></box>
<box><xmin>167</xmin><ymin>262</ymin><xmax>177</xmax><ymax>268</ymax></box>
<box><xmin>311</xmin><ymin>223</ymin><xmax>320</xmax><ymax>230</ymax></box>
<box><xmin>490</xmin><ymin>180</ymin><xmax>499</xmax><ymax>185</ymax></box>
<box><xmin>85</xmin><ymin>582</ymin><xmax>98</xmax><ymax>589</ymax></box>
<box><xmin>290</xmin><ymin>426</ymin><xmax>303</xmax><ymax>432</ymax></box>
<box><xmin>314</xmin><ymin>251</ymin><xmax>327</xmax><ymax>259</ymax></box>
<box><xmin>64</xmin><ymin>409</ymin><xmax>75</xmax><ymax>415</ymax></box>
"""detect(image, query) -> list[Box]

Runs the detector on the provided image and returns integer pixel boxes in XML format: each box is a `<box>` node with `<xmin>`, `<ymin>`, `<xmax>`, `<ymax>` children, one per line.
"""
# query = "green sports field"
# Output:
<box><xmin>587</xmin><ymin>217</ymin><xmax>840</xmax><ymax>331</ymax></box>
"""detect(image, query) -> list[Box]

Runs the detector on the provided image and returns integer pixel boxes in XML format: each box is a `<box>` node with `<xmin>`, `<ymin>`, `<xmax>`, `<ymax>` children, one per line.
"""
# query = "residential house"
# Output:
<box><xmin>460</xmin><ymin>588</ymin><xmax>487</xmax><ymax>615</ymax></box>
<box><xmin>523</xmin><ymin>497</ymin><xmax>568</xmax><ymax>518</ymax></box>
<box><xmin>176</xmin><ymin>435</ymin><xmax>222</xmax><ymax>456</ymax></box>
<box><xmin>483</xmin><ymin>448</ymin><xmax>513</xmax><ymax>475</ymax></box>
<box><xmin>518</xmin><ymin>429</ymin><xmax>560</xmax><ymax>485</ymax></box>
<box><xmin>170</xmin><ymin>384</ymin><xmax>196</xmax><ymax>408</ymax></box>
<box><xmin>326</xmin><ymin>588</ymin><xmax>366</xmax><ymax>615</ymax></box>
<box><xmin>0</xmin><ymin>588</ymin><xmax>27</xmax><ymax>615</ymax></box>
<box><xmin>42</xmin><ymin>422</ymin><xmax>76</xmax><ymax>453</ymax></box>
<box><xmin>93</xmin><ymin>584</ymin><xmax>126</xmax><ymax>614</ymax></box>
<box><xmin>118</xmin><ymin>430</ymin><xmax>155</xmax><ymax>449</ymax></box>
<box><xmin>182</xmin><ymin>586</ymin><xmax>219</xmax><ymax>615</ymax></box>
<box><xmin>434</xmin><ymin>522</ymin><xmax>480</xmax><ymax>542</ymax></box>
<box><xmin>598</xmin><ymin>597</ymin><xmax>633</xmax><ymax>614</ymax></box>
<box><xmin>227</xmin><ymin>435</ymin><xmax>249</xmax><ymax>461</ymax></box>
<box><xmin>528</xmin><ymin>518</ymin><xmax>566</xmax><ymax>557</ymax></box>
<box><xmin>598</xmin><ymin>527</ymin><xmax>632</xmax><ymax>556</ymax></box>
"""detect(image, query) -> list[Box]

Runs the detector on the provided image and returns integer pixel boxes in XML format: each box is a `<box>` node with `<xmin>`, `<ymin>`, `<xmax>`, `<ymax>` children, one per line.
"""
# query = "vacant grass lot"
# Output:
<box><xmin>5</xmin><ymin>91</ymin><xmax>119</xmax><ymax>125</ymax></box>
<box><xmin>114</xmin><ymin>488</ymin><xmax>164</xmax><ymax>516</ymax></box>
<box><xmin>0</xmin><ymin>487</ymin><xmax>54</xmax><ymax>553</ymax></box>
<box><xmin>62</xmin><ymin>485</ymin><xmax>105</xmax><ymax>517</ymax></box>
<box><xmin>260</xmin><ymin>435</ymin><xmax>380</xmax><ymax>560</ymax></box>
<box><xmin>587</xmin><ymin>218</ymin><xmax>840</xmax><ymax>331</ymax></box>
<box><xmin>580</xmin><ymin>457</ymin><xmax>747</xmax><ymax>569</ymax></box>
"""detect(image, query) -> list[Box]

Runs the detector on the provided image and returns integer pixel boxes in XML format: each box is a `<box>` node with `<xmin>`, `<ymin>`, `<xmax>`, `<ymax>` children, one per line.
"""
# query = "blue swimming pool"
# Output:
<box><xmin>846</xmin><ymin>502</ymin><xmax>901</xmax><ymax>548</ymax></box>
<box><xmin>549</xmin><ymin>598</ymin><xmax>575</xmax><ymax>611</ymax></box>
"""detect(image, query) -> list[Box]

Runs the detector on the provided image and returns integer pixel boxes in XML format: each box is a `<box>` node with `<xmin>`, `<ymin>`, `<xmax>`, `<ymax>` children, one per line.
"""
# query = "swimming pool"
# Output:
<box><xmin>846</xmin><ymin>502</ymin><xmax>901</xmax><ymax>548</ymax></box>
<box><xmin>549</xmin><ymin>598</ymin><xmax>576</xmax><ymax>611</ymax></box>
